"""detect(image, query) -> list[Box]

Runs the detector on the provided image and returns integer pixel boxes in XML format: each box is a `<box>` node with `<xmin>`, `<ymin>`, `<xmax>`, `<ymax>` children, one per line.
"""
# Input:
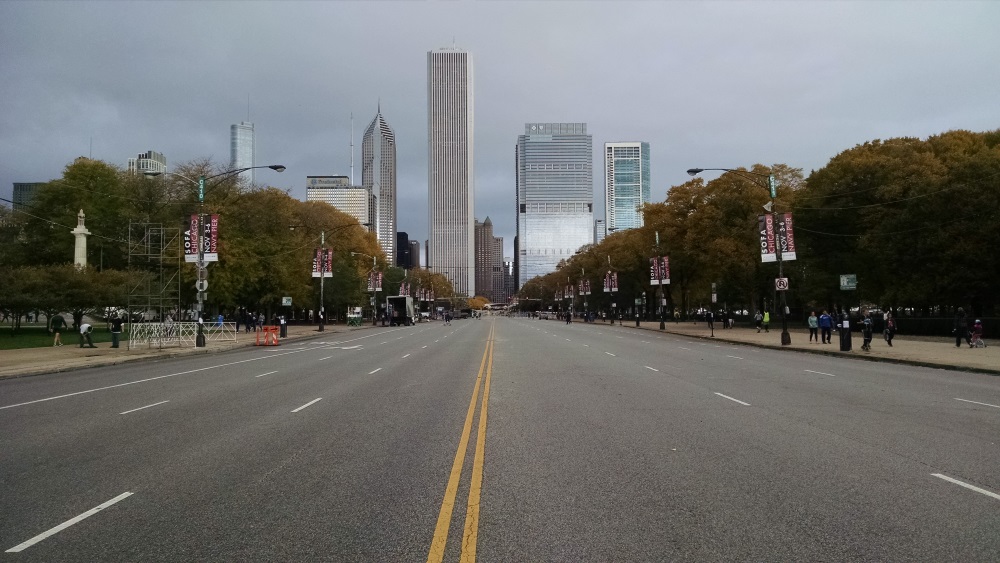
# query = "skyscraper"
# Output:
<box><xmin>126</xmin><ymin>150</ymin><xmax>167</xmax><ymax>175</ymax></box>
<box><xmin>230</xmin><ymin>121</ymin><xmax>255</xmax><ymax>185</ymax></box>
<box><xmin>363</xmin><ymin>109</ymin><xmax>397</xmax><ymax>265</ymax></box>
<box><xmin>396</xmin><ymin>232</ymin><xmax>410</xmax><ymax>268</ymax></box>
<box><xmin>516</xmin><ymin>123</ymin><xmax>593</xmax><ymax>286</ymax></box>
<box><xmin>409</xmin><ymin>240</ymin><xmax>421</xmax><ymax>269</ymax></box>
<box><xmin>474</xmin><ymin>217</ymin><xmax>503</xmax><ymax>301</ymax></box>
<box><xmin>605</xmin><ymin>142</ymin><xmax>651</xmax><ymax>232</ymax></box>
<box><xmin>305</xmin><ymin>176</ymin><xmax>376</xmax><ymax>230</ymax></box>
<box><xmin>427</xmin><ymin>47</ymin><xmax>474</xmax><ymax>296</ymax></box>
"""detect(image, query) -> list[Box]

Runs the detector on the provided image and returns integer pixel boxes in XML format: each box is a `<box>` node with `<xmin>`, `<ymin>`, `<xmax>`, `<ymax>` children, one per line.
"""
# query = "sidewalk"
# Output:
<box><xmin>573</xmin><ymin>318</ymin><xmax>999</xmax><ymax>375</ymax></box>
<box><xmin>0</xmin><ymin>323</ymin><xmax>373</xmax><ymax>380</ymax></box>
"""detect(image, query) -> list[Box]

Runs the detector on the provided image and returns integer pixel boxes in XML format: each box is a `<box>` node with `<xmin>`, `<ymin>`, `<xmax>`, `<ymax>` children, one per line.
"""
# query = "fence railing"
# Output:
<box><xmin>127</xmin><ymin>322</ymin><xmax>238</xmax><ymax>349</ymax></box>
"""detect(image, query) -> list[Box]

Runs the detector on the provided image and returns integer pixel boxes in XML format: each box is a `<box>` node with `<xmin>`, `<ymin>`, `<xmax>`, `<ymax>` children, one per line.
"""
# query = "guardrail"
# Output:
<box><xmin>127</xmin><ymin>322</ymin><xmax>239</xmax><ymax>349</ymax></box>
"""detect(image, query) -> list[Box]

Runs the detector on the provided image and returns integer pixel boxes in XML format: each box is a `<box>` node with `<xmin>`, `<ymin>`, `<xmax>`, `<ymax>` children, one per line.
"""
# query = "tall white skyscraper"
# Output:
<box><xmin>230</xmin><ymin>121</ymin><xmax>255</xmax><ymax>185</ymax></box>
<box><xmin>516</xmin><ymin>123</ymin><xmax>594</xmax><ymax>286</ymax></box>
<box><xmin>605</xmin><ymin>142</ymin><xmax>651</xmax><ymax>232</ymax></box>
<box><xmin>427</xmin><ymin>48</ymin><xmax>475</xmax><ymax>296</ymax></box>
<box><xmin>362</xmin><ymin>108</ymin><xmax>397</xmax><ymax>266</ymax></box>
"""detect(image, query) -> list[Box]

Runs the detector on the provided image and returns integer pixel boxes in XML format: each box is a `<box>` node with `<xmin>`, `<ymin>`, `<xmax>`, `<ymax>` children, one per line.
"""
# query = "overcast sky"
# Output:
<box><xmin>2</xmin><ymin>0</ymin><xmax>998</xmax><ymax>260</ymax></box>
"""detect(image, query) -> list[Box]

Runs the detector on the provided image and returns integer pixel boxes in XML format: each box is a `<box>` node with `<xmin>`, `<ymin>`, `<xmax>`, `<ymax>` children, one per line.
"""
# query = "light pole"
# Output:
<box><xmin>687</xmin><ymin>167</ymin><xmax>791</xmax><ymax>345</ymax></box>
<box><xmin>291</xmin><ymin>221</ymin><xmax>369</xmax><ymax>332</ymax></box>
<box><xmin>146</xmin><ymin>164</ymin><xmax>285</xmax><ymax>336</ymax></box>
<box><xmin>351</xmin><ymin>251</ymin><xmax>379</xmax><ymax>325</ymax></box>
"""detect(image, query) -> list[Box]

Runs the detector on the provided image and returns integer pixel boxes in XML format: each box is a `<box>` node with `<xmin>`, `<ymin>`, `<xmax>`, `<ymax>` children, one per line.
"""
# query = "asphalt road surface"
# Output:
<box><xmin>2</xmin><ymin>317</ymin><xmax>999</xmax><ymax>561</ymax></box>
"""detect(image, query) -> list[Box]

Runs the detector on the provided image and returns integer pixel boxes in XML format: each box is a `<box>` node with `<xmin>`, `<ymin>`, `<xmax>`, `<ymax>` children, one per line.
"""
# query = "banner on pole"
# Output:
<box><xmin>204</xmin><ymin>214</ymin><xmax>219</xmax><ymax>262</ymax></box>
<box><xmin>778</xmin><ymin>213</ymin><xmax>797</xmax><ymax>261</ymax></box>
<box><xmin>649</xmin><ymin>256</ymin><xmax>670</xmax><ymax>285</ymax></box>
<box><xmin>312</xmin><ymin>248</ymin><xmax>333</xmax><ymax>278</ymax></box>
<box><xmin>759</xmin><ymin>215</ymin><xmax>777</xmax><ymax>263</ymax></box>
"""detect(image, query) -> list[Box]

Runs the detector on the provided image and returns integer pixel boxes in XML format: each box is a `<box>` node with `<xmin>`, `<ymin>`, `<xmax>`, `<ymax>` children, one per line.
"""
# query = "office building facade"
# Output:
<box><xmin>305</xmin><ymin>176</ymin><xmax>375</xmax><ymax>231</ymax></box>
<box><xmin>409</xmin><ymin>240</ymin><xmax>421</xmax><ymax>269</ymax></box>
<box><xmin>363</xmin><ymin>109</ymin><xmax>397</xmax><ymax>265</ymax></box>
<box><xmin>604</xmin><ymin>142</ymin><xmax>651</xmax><ymax>232</ymax></box>
<box><xmin>12</xmin><ymin>182</ymin><xmax>43</xmax><ymax>211</ymax></box>
<box><xmin>126</xmin><ymin>150</ymin><xmax>167</xmax><ymax>175</ymax></box>
<box><xmin>230</xmin><ymin>121</ymin><xmax>255</xmax><ymax>186</ymax></box>
<box><xmin>516</xmin><ymin>123</ymin><xmax>594</xmax><ymax>286</ymax></box>
<box><xmin>594</xmin><ymin>218</ymin><xmax>607</xmax><ymax>244</ymax></box>
<box><xmin>396</xmin><ymin>232</ymin><xmax>410</xmax><ymax>269</ymax></box>
<box><xmin>474</xmin><ymin>217</ymin><xmax>503</xmax><ymax>302</ymax></box>
<box><xmin>427</xmin><ymin>48</ymin><xmax>475</xmax><ymax>296</ymax></box>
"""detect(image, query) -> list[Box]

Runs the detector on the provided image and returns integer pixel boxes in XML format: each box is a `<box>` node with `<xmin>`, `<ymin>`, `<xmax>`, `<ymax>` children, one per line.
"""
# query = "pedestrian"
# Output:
<box><xmin>762</xmin><ymin>311</ymin><xmax>770</xmax><ymax>333</ymax></box>
<box><xmin>859</xmin><ymin>309</ymin><xmax>873</xmax><ymax>351</ymax></box>
<box><xmin>808</xmin><ymin>311</ymin><xmax>819</xmax><ymax>343</ymax></box>
<box><xmin>953</xmin><ymin>307</ymin><xmax>970</xmax><ymax>348</ymax></box>
<box><xmin>818</xmin><ymin>310</ymin><xmax>833</xmax><ymax>344</ymax></box>
<box><xmin>674</xmin><ymin>309</ymin><xmax>680</xmax><ymax>323</ymax></box>
<box><xmin>884</xmin><ymin>312</ymin><xmax>896</xmax><ymax>347</ymax></box>
<box><xmin>754</xmin><ymin>311</ymin><xmax>763</xmax><ymax>333</ymax></box>
<box><xmin>48</xmin><ymin>313</ymin><xmax>66</xmax><ymax>346</ymax></box>
<box><xmin>79</xmin><ymin>321</ymin><xmax>97</xmax><ymax>348</ymax></box>
<box><xmin>566</xmin><ymin>311</ymin><xmax>572</xmax><ymax>325</ymax></box>
<box><xmin>970</xmin><ymin>319</ymin><xmax>984</xmax><ymax>347</ymax></box>
<box><xmin>110</xmin><ymin>314</ymin><xmax>124</xmax><ymax>348</ymax></box>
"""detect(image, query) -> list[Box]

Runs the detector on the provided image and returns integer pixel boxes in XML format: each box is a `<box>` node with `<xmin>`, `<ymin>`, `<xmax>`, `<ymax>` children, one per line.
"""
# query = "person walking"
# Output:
<box><xmin>859</xmin><ymin>310</ymin><xmax>874</xmax><ymax>351</ymax></box>
<box><xmin>808</xmin><ymin>311</ymin><xmax>819</xmax><ymax>343</ymax></box>
<box><xmin>110</xmin><ymin>315</ymin><xmax>124</xmax><ymax>348</ymax></box>
<box><xmin>762</xmin><ymin>311</ymin><xmax>771</xmax><ymax>333</ymax></box>
<box><xmin>48</xmin><ymin>313</ymin><xmax>66</xmax><ymax>346</ymax></box>
<box><xmin>754</xmin><ymin>311</ymin><xmax>763</xmax><ymax>333</ymax></box>
<box><xmin>884</xmin><ymin>312</ymin><xmax>897</xmax><ymax>347</ymax></box>
<box><xmin>953</xmin><ymin>307</ymin><xmax>970</xmax><ymax>347</ymax></box>
<box><xmin>818</xmin><ymin>310</ymin><xmax>833</xmax><ymax>344</ymax></box>
<box><xmin>79</xmin><ymin>321</ymin><xmax>97</xmax><ymax>348</ymax></box>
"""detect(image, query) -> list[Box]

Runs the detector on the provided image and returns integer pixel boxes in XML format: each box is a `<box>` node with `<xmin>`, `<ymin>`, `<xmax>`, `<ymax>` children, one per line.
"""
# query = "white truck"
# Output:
<box><xmin>386</xmin><ymin>295</ymin><xmax>416</xmax><ymax>326</ymax></box>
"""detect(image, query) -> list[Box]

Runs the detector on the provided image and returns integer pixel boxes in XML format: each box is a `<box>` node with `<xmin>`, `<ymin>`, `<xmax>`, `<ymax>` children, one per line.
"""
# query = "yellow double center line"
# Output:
<box><xmin>427</xmin><ymin>321</ymin><xmax>495</xmax><ymax>563</ymax></box>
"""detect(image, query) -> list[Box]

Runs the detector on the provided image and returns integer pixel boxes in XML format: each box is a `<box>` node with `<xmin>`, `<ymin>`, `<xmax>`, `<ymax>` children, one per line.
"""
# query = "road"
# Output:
<box><xmin>2</xmin><ymin>317</ymin><xmax>999</xmax><ymax>561</ymax></box>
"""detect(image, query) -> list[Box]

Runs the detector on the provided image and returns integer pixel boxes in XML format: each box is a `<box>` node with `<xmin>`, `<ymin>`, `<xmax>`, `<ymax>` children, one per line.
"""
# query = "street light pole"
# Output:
<box><xmin>319</xmin><ymin>230</ymin><xmax>326</xmax><ymax>332</ymax></box>
<box><xmin>146</xmin><ymin>164</ymin><xmax>285</xmax><ymax>334</ymax></box>
<box><xmin>687</xmin><ymin>167</ymin><xmax>790</xmax><ymax>345</ymax></box>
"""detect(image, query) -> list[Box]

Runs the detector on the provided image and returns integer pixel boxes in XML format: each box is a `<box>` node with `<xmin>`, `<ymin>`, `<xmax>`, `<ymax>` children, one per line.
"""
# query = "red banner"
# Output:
<box><xmin>779</xmin><ymin>213</ymin><xmax>797</xmax><ymax>261</ymax></box>
<box><xmin>312</xmin><ymin>248</ymin><xmax>333</xmax><ymax>278</ymax></box>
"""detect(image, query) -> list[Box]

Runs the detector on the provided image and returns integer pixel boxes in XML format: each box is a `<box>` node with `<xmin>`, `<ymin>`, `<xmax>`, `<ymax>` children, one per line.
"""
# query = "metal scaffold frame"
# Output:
<box><xmin>127</xmin><ymin>223</ymin><xmax>181</xmax><ymax>349</ymax></box>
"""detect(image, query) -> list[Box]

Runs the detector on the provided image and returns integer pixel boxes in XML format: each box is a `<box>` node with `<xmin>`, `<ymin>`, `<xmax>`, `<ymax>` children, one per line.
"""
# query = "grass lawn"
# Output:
<box><xmin>0</xmin><ymin>324</ymin><xmax>125</xmax><ymax>350</ymax></box>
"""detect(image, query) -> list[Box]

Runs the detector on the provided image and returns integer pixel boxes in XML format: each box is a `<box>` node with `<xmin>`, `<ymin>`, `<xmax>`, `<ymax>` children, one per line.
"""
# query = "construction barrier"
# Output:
<box><xmin>255</xmin><ymin>325</ymin><xmax>280</xmax><ymax>346</ymax></box>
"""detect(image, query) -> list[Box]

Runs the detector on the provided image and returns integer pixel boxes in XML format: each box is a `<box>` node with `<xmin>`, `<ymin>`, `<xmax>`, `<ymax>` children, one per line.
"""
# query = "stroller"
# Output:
<box><xmin>969</xmin><ymin>320</ymin><xmax>987</xmax><ymax>348</ymax></box>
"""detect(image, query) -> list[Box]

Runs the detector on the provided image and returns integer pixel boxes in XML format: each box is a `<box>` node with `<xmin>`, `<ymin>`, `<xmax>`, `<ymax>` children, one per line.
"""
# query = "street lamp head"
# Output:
<box><xmin>686</xmin><ymin>168</ymin><xmax>704</xmax><ymax>177</ymax></box>
<box><xmin>143</xmin><ymin>171</ymin><xmax>163</xmax><ymax>178</ymax></box>
<box><xmin>268</xmin><ymin>165</ymin><xmax>286</xmax><ymax>173</ymax></box>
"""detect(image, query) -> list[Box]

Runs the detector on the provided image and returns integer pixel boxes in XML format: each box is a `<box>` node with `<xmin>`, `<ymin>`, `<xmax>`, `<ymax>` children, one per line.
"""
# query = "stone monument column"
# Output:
<box><xmin>71</xmin><ymin>209</ymin><xmax>91</xmax><ymax>268</ymax></box>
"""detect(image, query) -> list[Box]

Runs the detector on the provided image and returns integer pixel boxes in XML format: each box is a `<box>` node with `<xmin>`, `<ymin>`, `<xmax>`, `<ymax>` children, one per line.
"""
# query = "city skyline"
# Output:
<box><xmin>2</xmin><ymin>2</ymin><xmax>998</xmax><ymax>266</ymax></box>
<box><xmin>362</xmin><ymin>108</ymin><xmax>397</xmax><ymax>266</ymax></box>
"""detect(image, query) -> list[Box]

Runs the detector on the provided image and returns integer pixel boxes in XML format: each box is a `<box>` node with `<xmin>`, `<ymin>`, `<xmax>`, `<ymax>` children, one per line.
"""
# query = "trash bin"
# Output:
<box><xmin>839</xmin><ymin>313</ymin><xmax>852</xmax><ymax>351</ymax></box>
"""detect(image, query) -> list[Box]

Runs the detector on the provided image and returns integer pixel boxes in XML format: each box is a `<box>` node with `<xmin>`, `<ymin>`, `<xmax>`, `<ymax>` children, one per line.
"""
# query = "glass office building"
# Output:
<box><xmin>516</xmin><ymin>123</ymin><xmax>594</xmax><ymax>286</ymax></box>
<box><xmin>427</xmin><ymin>48</ymin><xmax>475</xmax><ymax>296</ymax></box>
<box><xmin>230</xmin><ymin>121</ymin><xmax>255</xmax><ymax>186</ymax></box>
<box><xmin>604</xmin><ymin>142</ymin><xmax>651</xmax><ymax>232</ymax></box>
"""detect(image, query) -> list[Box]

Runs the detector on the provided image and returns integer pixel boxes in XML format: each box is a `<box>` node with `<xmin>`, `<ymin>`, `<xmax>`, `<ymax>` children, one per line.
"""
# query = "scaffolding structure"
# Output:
<box><xmin>127</xmin><ymin>223</ymin><xmax>181</xmax><ymax>349</ymax></box>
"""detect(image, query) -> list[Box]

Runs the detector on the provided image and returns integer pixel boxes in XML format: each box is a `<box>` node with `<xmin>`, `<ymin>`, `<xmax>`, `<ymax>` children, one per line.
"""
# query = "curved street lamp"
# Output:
<box><xmin>686</xmin><ymin>167</ymin><xmax>790</xmax><ymax>345</ymax></box>
<box><xmin>145</xmin><ymin>165</ymin><xmax>285</xmax><ymax>342</ymax></box>
<box><xmin>290</xmin><ymin>221</ymin><xmax>369</xmax><ymax>332</ymax></box>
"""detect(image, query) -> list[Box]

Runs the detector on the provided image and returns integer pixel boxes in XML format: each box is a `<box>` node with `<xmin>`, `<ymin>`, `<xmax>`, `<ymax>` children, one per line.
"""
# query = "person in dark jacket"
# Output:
<box><xmin>818</xmin><ymin>310</ymin><xmax>833</xmax><ymax>344</ymax></box>
<box><xmin>954</xmin><ymin>308</ymin><xmax>970</xmax><ymax>347</ymax></box>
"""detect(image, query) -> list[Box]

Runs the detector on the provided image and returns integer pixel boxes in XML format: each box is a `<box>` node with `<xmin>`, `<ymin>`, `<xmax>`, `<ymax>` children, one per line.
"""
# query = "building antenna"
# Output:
<box><xmin>350</xmin><ymin>112</ymin><xmax>355</xmax><ymax>185</ymax></box>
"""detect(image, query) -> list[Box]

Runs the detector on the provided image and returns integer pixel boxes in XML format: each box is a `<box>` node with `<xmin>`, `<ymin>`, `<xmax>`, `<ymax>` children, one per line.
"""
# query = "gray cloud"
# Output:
<box><xmin>3</xmin><ymin>1</ymin><xmax>998</xmax><ymax>260</ymax></box>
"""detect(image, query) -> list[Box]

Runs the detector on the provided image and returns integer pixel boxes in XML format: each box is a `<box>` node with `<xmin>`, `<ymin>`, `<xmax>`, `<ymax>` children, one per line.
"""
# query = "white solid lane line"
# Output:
<box><xmin>932</xmin><ymin>473</ymin><xmax>1000</xmax><ymax>501</ymax></box>
<box><xmin>402</xmin><ymin>354</ymin><xmax>411</xmax><ymax>358</ymax></box>
<box><xmin>6</xmin><ymin>492</ymin><xmax>133</xmax><ymax>553</ymax></box>
<box><xmin>422</xmin><ymin>346</ymin><xmax>428</xmax><ymax>349</ymax></box>
<box><xmin>645</xmin><ymin>366</ymin><xmax>659</xmax><ymax>372</ymax></box>
<box><xmin>291</xmin><ymin>398</ymin><xmax>322</xmax><ymax>413</ymax></box>
<box><xmin>715</xmin><ymin>392</ymin><xmax>751</xmax><ymax>406</ymax></box>
<box><xmin>119</xmin><ymin>400</ymin><xmax>170</xmax><ymax>415</ymax></box>
<box><xmin>368</xmin><ymin>368</ymin><xmax>383</xmax><ymax>374</ymax></box>
<box><xmin>805</xmin><ymin>369</ymin><xmax>837</xmax><ymax>377</ymax></box>
<box><xmin>726</xmin><ymin>355</ymin><xmax>744</xmax><ymax>360</ymax></box>
<box><xmin>0</xmin><ymin>347</ymin><xmax>315</xmax><ymax>411</ymax></box>
<box><xmin>955</xmin><ymin>398</ymin><xmax>1000</xmax><ymax>409</ymax></box>
<box><xmin>255</xmin><ymin>371</ymin><xmax>279</xmax><ymax>378</ymax></box>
